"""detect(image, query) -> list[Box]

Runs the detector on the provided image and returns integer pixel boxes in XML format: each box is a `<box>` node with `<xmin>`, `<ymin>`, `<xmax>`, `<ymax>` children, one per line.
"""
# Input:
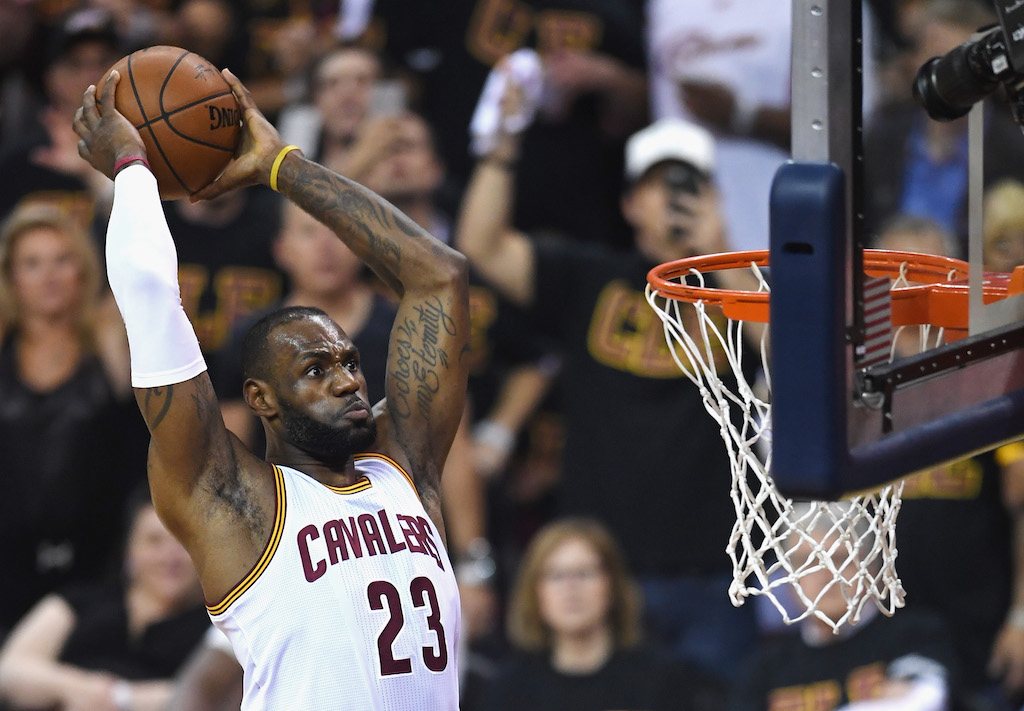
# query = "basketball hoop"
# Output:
<box><xmin>645</xmin><ymin>249</ymin><xmax>1001</xmax><ymax>632</ymax></box>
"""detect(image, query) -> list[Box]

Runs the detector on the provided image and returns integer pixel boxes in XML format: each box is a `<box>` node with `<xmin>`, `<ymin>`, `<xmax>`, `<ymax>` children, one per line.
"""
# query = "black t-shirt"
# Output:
<box><xmin>0</xmin><ymin>141</ymin><xmax>94</xmax><ymax>227</ymax></box>
<box><xmin>376</xmin><ymin>0</ymin><xmax>646</xmax><ymax>246</ymax></box>
<box><xmin>729</xmin><ymin>611</ymin><xmax>960</xmax><ymax>711</ymax></box>
<box><xmin>465</xmin><ymin>269</ymin><xmax>555</xmax><ymax>421</ymax></box>
<box><xmin>0</xmin><ymin>338</ymin><xmax>148</xmax><ymax>634</ymax></box>
<box><xmin>530</xmin><ymin>238</ymin><xmax>741</xmax><ymax>576</ymax></box>
<box><xmin>164</xmin><ymin>187</ymin><xmax>285</xmax><ymax>359</ymax></box>
<box><xmin>483</xmin><ymin>646</ymin><xmax>724</xmax><ymax>711</ymax></box>
<box><xmin>894</xmin><ymin>454</ymin><xmax>1012</xmax><ymax>690</ymax></box>
<box><xmin>59</xmin><ymin>583</ymin><xmax>209</xmax><ymax>680</ymax></box>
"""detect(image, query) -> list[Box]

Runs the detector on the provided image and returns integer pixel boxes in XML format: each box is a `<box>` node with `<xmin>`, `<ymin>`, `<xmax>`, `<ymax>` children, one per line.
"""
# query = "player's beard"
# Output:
<box><xmin>278</xmin><ymin>398</ymin><xmax>376</xmax><ymax>466</ymax></box>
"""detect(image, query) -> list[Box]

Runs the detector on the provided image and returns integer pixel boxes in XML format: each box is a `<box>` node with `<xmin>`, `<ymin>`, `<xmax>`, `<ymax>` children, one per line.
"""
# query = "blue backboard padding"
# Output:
<box><xmin>769</xmin><ymin>162</ymin><xmax>848</xmax><ymax>497</ymax></box>
<box><xmin>768</xmin><ymin>161</ymin><xmax>1024</xmax><ymax>498</ymax></box>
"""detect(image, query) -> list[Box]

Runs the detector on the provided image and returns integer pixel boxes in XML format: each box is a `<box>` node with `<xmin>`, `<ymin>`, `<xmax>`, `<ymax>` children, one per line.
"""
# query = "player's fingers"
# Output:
<box><xmin>190</xmin><ymin>178</ymin><xmax>231</xmax><ymax>202</ymax></box>
<box><xmin>100</xmin><ymin>70</ymin><xmax>120</xmax><ymax>107</ymax></box>
<box><xmin>72</xmin><ymin>107</ymin><xmax>87</xmax><ymax>135</ymax></box>
<box><xmin>82</xmin><ymin>85</ymin><xmax>99</xmax><ymax>124</ymax></box>
<box><xmin>77</xmin><ymin>138</ymin><xmax>91</xmax><ymax>161</ymax></box>
<box><xmin>72</xmin><ymin>111</ymin><xmax>89</xmax><ymax>139</ymax></box>
<box><xmin>222</xmin><ymin>68</ymin><xmax>257</xmax><ymax>112</ymax></box>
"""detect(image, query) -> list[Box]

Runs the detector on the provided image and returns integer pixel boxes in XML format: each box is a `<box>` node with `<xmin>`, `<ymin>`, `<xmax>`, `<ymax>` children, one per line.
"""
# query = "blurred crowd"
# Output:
<box><xmin>1</xmin><ymin>0</ymin><xmax>1024</xmax><ymax>710</ymax></box>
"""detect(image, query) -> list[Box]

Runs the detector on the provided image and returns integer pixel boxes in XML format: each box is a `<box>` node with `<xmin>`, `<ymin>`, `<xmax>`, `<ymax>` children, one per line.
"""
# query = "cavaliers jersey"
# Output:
<box><xmin>208</xmin><ymin>454</ymin><xmax>461</xmax><ymax>710</ymax></box>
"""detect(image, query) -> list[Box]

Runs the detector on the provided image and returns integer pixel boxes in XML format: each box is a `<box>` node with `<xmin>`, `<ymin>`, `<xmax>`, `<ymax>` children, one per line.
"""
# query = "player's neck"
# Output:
<box><xmin>265</xmin><ymin>444</ymin><xmax>364</xmax><ymax>488</ymax></box>
<box><xmin>549</xmin><ymin>625</ymin><xmax>614</xmax><ymax>675</ymax></box>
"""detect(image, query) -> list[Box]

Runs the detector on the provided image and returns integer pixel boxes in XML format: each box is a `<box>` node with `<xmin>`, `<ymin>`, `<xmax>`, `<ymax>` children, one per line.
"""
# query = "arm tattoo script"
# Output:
<box><xmin>389</xmin><ymin>295</ymin><xmax>457</xmax><ymax>422</ymax></box>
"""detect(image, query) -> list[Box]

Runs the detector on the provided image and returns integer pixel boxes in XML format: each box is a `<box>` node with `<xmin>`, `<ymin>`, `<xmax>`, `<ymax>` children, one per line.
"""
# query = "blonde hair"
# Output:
<box><xmin>984</xmin><ymin>180</ymin><xmax>1024</xmax><ymax>244</ymax></box>
<box><xmin>507</xmin><ymin>518</ymin><xmax>642</xmax><ymax>652</ymax></box>
<box><xmin>0</xmin><ymin>203</ymin><xmax>101</xmax><ymax>345</ymax></box>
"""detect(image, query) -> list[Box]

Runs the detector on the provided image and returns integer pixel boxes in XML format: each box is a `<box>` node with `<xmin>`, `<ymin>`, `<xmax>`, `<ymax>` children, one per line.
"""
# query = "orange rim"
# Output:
<box><xmin>647</xmin><ymin>249</ymin><xmax>1010</xmax><ymax>330</ymax></box>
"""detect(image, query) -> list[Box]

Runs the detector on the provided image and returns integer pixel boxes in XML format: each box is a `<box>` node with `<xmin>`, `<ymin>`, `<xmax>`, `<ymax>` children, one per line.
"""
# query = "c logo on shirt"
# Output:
<box><xmin>177</xmin><ymin>265</ymin><xmax>282</xmax><ymax>351</ymax></box>
<box><xmin>466</xmin><ymin>0</ymin><xmax>603</xmax><ymax>65</ymax></box>
<box><xmin>586</xmin><ymin>280</ymin><xmax>695</xmax><ymax>378</ymax></box>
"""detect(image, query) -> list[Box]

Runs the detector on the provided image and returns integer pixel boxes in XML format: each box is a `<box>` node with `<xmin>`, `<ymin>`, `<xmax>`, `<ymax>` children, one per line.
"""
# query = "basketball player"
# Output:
<box><xmin>72</xmin><ymin>69</ymin><xmax>467</xmax><ymax>709</ymax></box>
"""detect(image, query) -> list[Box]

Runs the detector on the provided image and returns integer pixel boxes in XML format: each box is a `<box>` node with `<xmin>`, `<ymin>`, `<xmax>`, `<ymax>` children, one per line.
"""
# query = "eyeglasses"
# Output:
<box><xmin>540</xmin><ymin>565</ymin><xmax>606</xmax><ymax>584</ymax></box>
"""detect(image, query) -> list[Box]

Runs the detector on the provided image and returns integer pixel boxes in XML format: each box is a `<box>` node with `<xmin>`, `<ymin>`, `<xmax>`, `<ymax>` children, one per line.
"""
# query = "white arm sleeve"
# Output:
<box><xmin>106</xmin><ymin>164</ymin><xmax>207</xmax><ymax>388</ymax></box>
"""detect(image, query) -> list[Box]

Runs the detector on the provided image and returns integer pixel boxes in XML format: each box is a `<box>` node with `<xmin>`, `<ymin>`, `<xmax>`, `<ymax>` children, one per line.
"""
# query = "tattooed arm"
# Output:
<box><xmin>73</xmin><ymin>75</ymin><xmax>274</xmax><ymax>602</ymax></box>
<box><xmin>195</xmin><ymin>71</ymin><xmax>470</xmax><ymax>504</ymax></box>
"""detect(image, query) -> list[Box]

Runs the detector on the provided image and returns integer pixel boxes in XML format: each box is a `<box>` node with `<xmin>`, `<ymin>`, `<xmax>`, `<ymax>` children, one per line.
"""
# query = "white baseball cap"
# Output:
<box><xmin>624</xmin><ymin>118</ymin><xmax>716</xmax><ymax>181</ymax></box>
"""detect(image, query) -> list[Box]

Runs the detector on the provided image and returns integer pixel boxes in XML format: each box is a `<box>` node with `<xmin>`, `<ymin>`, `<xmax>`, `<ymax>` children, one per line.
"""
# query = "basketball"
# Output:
<box><xmin>97</xmin><ymin>46</ymin><xmax>241</xmax><ymax>200</ymax></box>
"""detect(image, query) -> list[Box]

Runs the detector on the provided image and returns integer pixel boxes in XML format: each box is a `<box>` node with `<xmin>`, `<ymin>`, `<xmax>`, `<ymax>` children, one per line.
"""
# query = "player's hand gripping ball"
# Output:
<box><xmin>96</xmin><ymin>46</ymin><xmax>241</xmax><ymax>200</ymax></box>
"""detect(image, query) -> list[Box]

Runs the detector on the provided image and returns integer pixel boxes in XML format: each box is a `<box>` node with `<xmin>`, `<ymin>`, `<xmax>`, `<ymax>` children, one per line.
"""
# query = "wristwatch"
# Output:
<box><xmin>456</xmin><ymin>537</ymin><xmax>497</xmax><ymax>586</ymax></box>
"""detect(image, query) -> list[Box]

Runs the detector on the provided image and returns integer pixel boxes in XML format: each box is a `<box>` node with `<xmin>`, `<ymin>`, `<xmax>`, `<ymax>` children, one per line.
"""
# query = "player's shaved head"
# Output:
<box><xmin>241</xmin><ymin>306</ymin><xmax>330</xmax><ymax>383</ymax></box>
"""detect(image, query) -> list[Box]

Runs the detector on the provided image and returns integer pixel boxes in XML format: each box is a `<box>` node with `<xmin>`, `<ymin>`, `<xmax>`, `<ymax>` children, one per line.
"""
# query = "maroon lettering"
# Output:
<box><xmin>339</xmin><ymin>516</ymin><xmax>363</xmax><ymax>559</ymax></box>
<box><xmin>367</xmin><ymin>580</ymin><xmax>413</xmax><ymax>675</ymax></box>
<box><xmin>398</xmin><ymin>514</ymin><xmax>427</xmax><ymax>554</ymax></box>
<box><xmin>323</xmin><ymin>520</ymin><xmax>349</xmax><ymax>564</ymax></box>
<box><xmin>411</xmin><ymin>576</ymin><xmax>448</xmax><ymax>671</ymax></box>
<box><xmin>416</xmin><ymin>516</ymin><xmax>445</xmax><ymax>571</ymax></box>
<box><xmin>358</xmin><ymin>513</ymin><xmax>387</xmax><ymax>556</ymax></box>
<box><xmin>378</xmin><ymin>509</ymin><xmax>408</xmax><ymax>553</ymax></box>
<box><xmin>298</xmin><ymin>525</ymin><xmax>326</xmax><ymax>582</ymax></box>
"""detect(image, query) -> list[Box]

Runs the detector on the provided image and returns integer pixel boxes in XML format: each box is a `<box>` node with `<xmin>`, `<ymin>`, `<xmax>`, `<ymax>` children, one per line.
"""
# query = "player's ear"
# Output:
<box><xmin>244</xmin><ymin>378</ymin><xmax>278</xmax><ymax>418</ymax></box>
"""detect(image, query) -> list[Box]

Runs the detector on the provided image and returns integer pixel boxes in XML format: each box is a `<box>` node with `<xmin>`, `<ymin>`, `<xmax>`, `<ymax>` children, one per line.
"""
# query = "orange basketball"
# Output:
<box><xmin>97</xmin><ymin>46</ymin><xmax>241</xmax><ymax>200</ymax></box>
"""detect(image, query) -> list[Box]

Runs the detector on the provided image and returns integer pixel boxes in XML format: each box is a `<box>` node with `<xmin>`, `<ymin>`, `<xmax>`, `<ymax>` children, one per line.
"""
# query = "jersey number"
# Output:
<box><xmin>367</xmin><ymin>577</ymin><xmax>448</xmax><ymax>675</ymax></box>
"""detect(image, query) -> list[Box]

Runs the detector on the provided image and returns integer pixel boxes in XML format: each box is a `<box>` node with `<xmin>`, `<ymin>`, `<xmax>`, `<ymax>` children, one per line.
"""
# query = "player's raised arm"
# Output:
<box><xmin>197</xmin><ymin>70</ymin><xmax>469</xmax><ymax>500</ymax></box>
<box><xmin>73</xmin><ymin>75</ymin><xmax>266</xmax><ymax>559</ymax></box>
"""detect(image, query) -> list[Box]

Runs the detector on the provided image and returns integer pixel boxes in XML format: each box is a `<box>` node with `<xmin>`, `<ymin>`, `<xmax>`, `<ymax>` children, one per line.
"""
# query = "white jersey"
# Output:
<box><xmin>646</xmin><ymin>0</ymin><xmax>878</xmax><ymax>252</ymax></box>
<box><xmin>208</xmin><ymin>454</ymin><xmax>460</xmax><ymax>711</ymax></box>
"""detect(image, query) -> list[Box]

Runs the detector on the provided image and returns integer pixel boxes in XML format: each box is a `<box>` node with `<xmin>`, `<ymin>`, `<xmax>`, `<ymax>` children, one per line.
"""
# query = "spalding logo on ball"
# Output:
<box><xmin>97</xmin><ymin>46</ymin><xmax>241</xmax><ymax>200</ymax></box>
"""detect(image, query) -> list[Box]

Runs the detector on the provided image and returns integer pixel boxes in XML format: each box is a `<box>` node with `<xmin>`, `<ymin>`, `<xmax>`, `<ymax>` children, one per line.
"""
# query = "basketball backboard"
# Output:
<box><xmin>769</xmin><ymin>0</ymin><xmax>1024</xmax><ymax>499</ymax></box>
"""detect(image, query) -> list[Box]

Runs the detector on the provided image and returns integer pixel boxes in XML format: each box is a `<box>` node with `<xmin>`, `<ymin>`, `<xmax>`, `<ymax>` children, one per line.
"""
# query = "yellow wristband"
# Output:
<box><xmin>995</xmin><ymin>441</ymin><xmax>1024</xmax><ymax>468</ymax></box>
<box><xmin>270</xmin><ymin>145</ymin><xmax>301</xmax><ymax>192</ymax></box>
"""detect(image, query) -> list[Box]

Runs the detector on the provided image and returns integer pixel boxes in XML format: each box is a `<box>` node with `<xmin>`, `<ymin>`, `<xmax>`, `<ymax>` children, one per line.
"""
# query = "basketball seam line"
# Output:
<box><xmin>158</xmin><ymin>53</ymin><xmax>235</xmax><ymax>158</ymax></box>
<box><xmin>133</xmin><ymin>89</ymin><xmax>233</xmax><ymax>131</ymax></box>
<box><xmin>156</xmin><ymin>49</ymin><xmax>199</xmax><ymax>191</ymax></box>
<box><xmin>130</xmin><ymin>50</ymin><xmax>192</xmax><ymax>194</ymax></box>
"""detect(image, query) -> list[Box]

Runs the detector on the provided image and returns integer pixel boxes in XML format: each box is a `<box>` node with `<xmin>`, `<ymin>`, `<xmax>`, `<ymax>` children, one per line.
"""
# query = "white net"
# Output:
<box><xmin>645</xmin><ymin>262</ymin><xmax>908</xmax><ymax>633</ymax></box>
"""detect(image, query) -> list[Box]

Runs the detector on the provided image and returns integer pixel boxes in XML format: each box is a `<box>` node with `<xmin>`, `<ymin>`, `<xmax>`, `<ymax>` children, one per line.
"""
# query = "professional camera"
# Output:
<box><xmin>914</xmin><ymin>0</ymin><xmax>1024</xmax><ymax>124</ymax></box>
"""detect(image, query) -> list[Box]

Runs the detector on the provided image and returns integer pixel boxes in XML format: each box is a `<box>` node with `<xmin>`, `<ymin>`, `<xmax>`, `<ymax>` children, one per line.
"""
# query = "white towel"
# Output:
<box><xmin>469</xmin><ymin>49</ymin><xmax>544</xmax><ymax>157</ymax></box>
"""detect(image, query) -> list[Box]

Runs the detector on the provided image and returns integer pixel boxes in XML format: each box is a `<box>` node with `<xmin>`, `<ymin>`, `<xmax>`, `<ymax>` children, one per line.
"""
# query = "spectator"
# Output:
<box><xmin>164</xmin><ymin>187</ymin><xmax>285</xmax><ymax>360</ymax></box>
<box><xmin>645</xmin><ymin>0</ymin><xmax>791</xmax><ymax>252</ymax></box>
<box><xmin>0</xmin><ymin>0</ymin><xmax>41</xmax><ymax>158</ymax></box>
<box><xmin>0</xmin><ymin>486</ymin><xmax>209</xmax><ymax>711</ymax></box>
<box><xmin>0</xmin><ymin>203</ymin><xmax>144</xmax><ymax>638</ymax></box>
<box><xmin>458</xmin><ymin>77</ymin><xmax>760</xmax><ymax>681</ymax></box>
<box><xmin>371</xmin><ymin>0</ymin><xmax>648</xmax><ymax>246</ymax></box>
<box><xmin>483</xmin><ymin>518</ymin><xmax>723</xmax><ymax>711</ymax></box>
<box><xmin>0</xmin><ymin>7</ymin><xmax>122</xmax><ymax>227</ymax></box>
<box><xmin>864</xmin><ymin>0</ymin><xmax>1024</xmax><ymax>250</ymax></box>
<box><xmin>277</xmin><ymin>44</ymin><xmax>396</xmax><ymax>181</ymax></box>
<box><xmin>168</xmin><ymin>627</ymin><xmax>241</xmax><ymax>711</ymax></box>
<box><xmin>871</xmin><ymin>214</ymin><xmax>1024</xmax><ymax>711</ymax></box>
<box><xmin>730</xmin><ymin>504</ymin><xmax>960</xmax><ymax>711</ymax></box>
<box><xmin>982</xmin><ymin>180</ymin><xmax>1024</xmax><ymax>274</ymax></box>
<box><xmin>871</xmin><ymin>213</ymin><xmax>955</xmax><ymax>257</ymax></box>
<box><xmin>646</xmin><ymin>0</ymin><xmax>879</xmax><ymax>252</ymax></box>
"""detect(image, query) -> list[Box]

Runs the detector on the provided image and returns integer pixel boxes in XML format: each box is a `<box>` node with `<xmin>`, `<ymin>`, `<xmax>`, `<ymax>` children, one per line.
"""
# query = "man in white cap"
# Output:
<box><xmin>457</xmin><ymin>109</ymin><xmax>760</xmax><ymax>683</ymax></box>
